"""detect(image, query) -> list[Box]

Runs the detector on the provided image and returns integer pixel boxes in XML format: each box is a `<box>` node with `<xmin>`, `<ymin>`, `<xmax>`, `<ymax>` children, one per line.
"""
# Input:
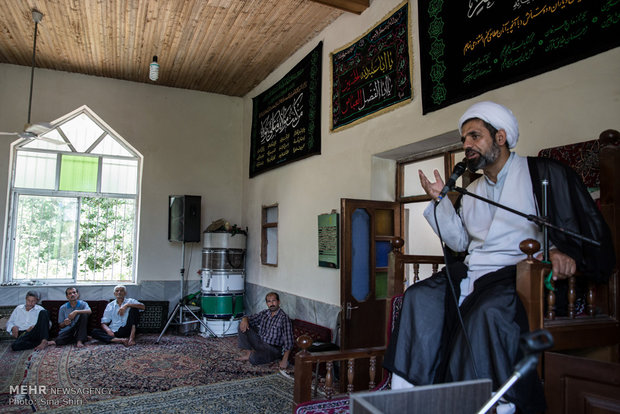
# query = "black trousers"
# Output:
<box><xmin>237</xmin><ymin>326</ymin><xmax>282</xmax><ymax>365</ymax></box>
<box><xmin>384</xmin><ymin>263</ymin><xmax>545</xmax><ymax>414</ymax></box>
<box><xmin>54</xmin><ymin>313</ymin><xmax>89</xmax><ymax>345</ymax></box>
<box><xmin>11</xmin><ymin>309</ymin><xmax>50</xmax><ymax>351</ymax></box>
<box><xmin>91</xmin><ymin>308</ymin><xmax>140</xmax><ymax>343</ymax></box>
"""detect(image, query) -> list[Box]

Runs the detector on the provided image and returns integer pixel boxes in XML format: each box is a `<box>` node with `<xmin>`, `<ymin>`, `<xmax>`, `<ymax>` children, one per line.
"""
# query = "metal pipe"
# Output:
<box><xmin>542</xmin><ymin>179</ymin><xmax>549</xmax><ymax>262</ymax></box>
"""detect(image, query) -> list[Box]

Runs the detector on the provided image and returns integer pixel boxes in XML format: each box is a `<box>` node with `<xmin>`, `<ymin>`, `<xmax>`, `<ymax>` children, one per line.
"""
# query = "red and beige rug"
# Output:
<box><xmin>2</xmin><ymin>334</ymin><xmax>290</xmax><ymax>412</ymax></box>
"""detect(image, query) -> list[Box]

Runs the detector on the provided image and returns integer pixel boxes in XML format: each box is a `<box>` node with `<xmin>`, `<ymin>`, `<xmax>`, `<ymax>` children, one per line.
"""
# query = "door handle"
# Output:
<box><xmin>345</xmin><ymin>302</ymin><xmax>359</xmax><ymax>319</ymax></box>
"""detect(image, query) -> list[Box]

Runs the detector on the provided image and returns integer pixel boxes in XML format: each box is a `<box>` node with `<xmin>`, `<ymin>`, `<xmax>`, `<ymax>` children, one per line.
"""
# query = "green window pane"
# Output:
<box><xmin>59</xmin><ymin>155</ymin><xmax>98</xmax><ymax>192</ymax></box>
<box><xmin>375</xmin><ymin>271</ymin><xmax>387</xmax><ymax>299</ymax></box>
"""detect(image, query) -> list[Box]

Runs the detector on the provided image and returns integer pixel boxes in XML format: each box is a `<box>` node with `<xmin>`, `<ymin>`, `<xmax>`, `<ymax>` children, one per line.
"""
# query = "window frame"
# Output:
<box><xmin>396</xmin><ymin>143</ymin><xmax>482</xmax><ymax>204</ymax></box>
<box><xmin>396</xmin><ymin>143</ymin><xmax>462</xmax><ymax>203</ymax></box>
<box><xmin>261</xmin><ymin>204</ymin><xmax>278</xmax><ymax>266</ymax></box>
<box><xmin>394</xmin><ymin>145</ymin><xmax>468</xmax><ymax>285</ymax></box>
<box><xmin>3</xmin><ymin>106</ymin><xmax>142</xmax><ymax>284</ymax></box>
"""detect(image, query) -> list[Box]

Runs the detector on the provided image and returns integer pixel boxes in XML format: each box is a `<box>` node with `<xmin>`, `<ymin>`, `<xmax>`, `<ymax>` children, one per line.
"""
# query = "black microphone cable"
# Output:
<box><xmin>433</xmin><ymin>200</ymin><xmax>480</xmax><ymax>380</ymax></box>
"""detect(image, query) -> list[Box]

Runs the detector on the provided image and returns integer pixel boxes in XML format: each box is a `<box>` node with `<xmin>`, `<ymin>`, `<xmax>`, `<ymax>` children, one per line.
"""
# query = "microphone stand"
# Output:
<box><xmin>452</xmin><ymin>186</ymin><xmax>601</xmax><ymax>247</ymax></box>
<box><xmin>476</xmin><ymin>330</ymin><xmax>554</xmax><ymax>414</ymax></box>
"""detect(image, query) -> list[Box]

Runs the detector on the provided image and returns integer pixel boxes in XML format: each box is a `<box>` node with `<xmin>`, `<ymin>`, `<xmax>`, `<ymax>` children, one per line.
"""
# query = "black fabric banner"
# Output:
<box><xmin>249</xmin><ymin>42</ymin><xmax>322</xmax><ymax>178</ymax></box>
<box><xmin>331</xmin><ymin>1</ymin><xmax>413</xmax><ymax>131</ymax></box>
<box><xmin>419</xmin><ymin>0</ymin><xmax>620</xmax><ymax>114</ymax></box>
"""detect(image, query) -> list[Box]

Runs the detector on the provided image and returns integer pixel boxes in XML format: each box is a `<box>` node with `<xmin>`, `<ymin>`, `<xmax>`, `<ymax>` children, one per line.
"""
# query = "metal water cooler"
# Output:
<box><xmin>199</xmin><ymin>231</ymin><xmax>246</xmax><ymax>337</ymax></box>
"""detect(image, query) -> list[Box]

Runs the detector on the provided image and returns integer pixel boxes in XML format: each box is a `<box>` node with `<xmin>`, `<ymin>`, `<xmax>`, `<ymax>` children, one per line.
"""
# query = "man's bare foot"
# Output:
<box><xmin>34</xmin><ymin>339</ymin><xmax>48</xmax><ymax>351</ymax></box>
<box><xmin>111</xmin><ymin>337</ymin><xmax>128</xmax><ymax>346</ymax></box>
<box><xmin>76</xmin><ymin>341</ymin><xmax>84</xmax><ymax>348</ymax></box>
<box><xmin>127</xmin><ymin>338</ymin><xmax>136</xmax><ymax>347</ymax></box>
<box><xmin>235</xmin><ymin>350</ymin><xmax>251</xmax><ymax>361</ymax></box>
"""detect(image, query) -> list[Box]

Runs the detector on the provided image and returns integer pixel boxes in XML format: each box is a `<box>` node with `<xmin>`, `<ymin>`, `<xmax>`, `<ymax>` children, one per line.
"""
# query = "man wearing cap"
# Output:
<box><xmin>384</xmin><ymin>101</ymin><xmax>614</xmax><ymax>414</ymax></box>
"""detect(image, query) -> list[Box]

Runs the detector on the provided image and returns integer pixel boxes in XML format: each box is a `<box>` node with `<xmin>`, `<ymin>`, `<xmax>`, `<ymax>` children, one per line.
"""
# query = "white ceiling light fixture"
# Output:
<box><xmin>0</xmin><ymin>9</ymin><xmax>63</xmax><ymax>144</ymax></box>
<box><xmin>149</xmin><ymin>56</ymin><xmax>159</xmax><ymax>81</ymax></box>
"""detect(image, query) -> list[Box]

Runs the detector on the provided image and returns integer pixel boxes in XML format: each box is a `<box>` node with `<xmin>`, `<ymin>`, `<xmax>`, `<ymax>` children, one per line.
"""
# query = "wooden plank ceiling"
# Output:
<box><xmin>0</xmin><ymin>0</ymin><xmax>371</xmax><ymax>97</ymax></box>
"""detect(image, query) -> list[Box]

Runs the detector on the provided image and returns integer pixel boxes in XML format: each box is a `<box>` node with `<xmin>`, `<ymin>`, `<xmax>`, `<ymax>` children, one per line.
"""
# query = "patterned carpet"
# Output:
<box><xmin>46</xmin><ymin>373</ymin><xmax>294</xmax><ymax>414</ymax></box>
<box><xmin>1</xmin><ymin>334</ymin><xmax>293</xmax><ymax>412</ymax></box>
<box><xmin>0</xmin><ymin>341</ymin><xmax>33</xmax><ymax>413</ymax></box>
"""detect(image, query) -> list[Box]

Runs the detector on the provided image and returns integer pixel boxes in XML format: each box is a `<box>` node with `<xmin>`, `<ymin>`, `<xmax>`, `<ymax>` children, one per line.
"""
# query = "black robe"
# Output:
<box><xmin>527</xmin><ymin>156</ymin><xmax>615</xmax><ymax>282</ymax></box>
<box><xmin>383</xmin><ymin>156</ymin><xmax>614</xmax><ymax>414</ymax></box>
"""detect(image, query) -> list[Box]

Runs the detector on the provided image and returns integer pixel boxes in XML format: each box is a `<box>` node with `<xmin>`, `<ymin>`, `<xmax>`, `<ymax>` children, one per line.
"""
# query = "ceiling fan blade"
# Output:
<box><xmin>1</xmin><ymin>131</ymin><xmax>64</xmax><ymax>145</ymax></box>
<box><xmin>36</xmin><ymin>136</ymin><xmax>66</xmax><ymax>145</ymax></box>
<box><xmin>18</xmin><ymin>130</ymin><xmax>37</xmax><ymax>139</ymax></box>
<box><xmin>25</xmin><ymin>122</ymin><xmax>53</xmax><ymax>135</ymax></box>
<box><xmin>21</xmin><ymin>122</ymin><xmax>63</xmax><ymax>144</ymax></box>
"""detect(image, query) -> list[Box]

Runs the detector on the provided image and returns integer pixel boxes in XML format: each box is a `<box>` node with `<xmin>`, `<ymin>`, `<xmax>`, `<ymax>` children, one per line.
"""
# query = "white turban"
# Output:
<box><xmin>458</xmin><ymin>101</ymin><xmax>519</xmax><ymax>148</ymax></box>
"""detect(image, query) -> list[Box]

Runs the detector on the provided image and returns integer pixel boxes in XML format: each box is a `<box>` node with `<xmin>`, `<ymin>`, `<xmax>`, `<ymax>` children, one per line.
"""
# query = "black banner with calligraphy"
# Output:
<box><xmin>419</xmin><ymin>0</ymin><xmax>620</xmax><ymax>114</ymax></box>
<box><xmin>249</xmin><ymin>42</ymin><xmax>322</xmax><ymax>178</ymax></box>
<box><xmin>331</xmin><ymin>1</ymin><xmax>413</xmax><ymax>131</ymax></box>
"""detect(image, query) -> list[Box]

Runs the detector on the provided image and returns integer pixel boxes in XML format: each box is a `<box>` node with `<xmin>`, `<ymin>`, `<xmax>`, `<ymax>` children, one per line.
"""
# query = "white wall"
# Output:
<box><xmin>0</xmin><ymin>64</ymin><xmax>244</xmax><ymax>284</ymax></box>
<box><xmin>1</xmin><ymin>0</ymin><xmax>619</xmax><ymax>307</ymax></box>
<box><xmin>241</xmin><ymin>0</ymin><xmax>620</xmax><ymax>306</ymax></box>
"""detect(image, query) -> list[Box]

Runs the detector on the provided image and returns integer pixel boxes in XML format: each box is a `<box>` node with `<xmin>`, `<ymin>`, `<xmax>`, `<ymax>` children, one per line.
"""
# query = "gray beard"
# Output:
<box><xmin>466</xmin><ymin>140</ymin><xmax>501</xmax><ymax>172</ymax></box>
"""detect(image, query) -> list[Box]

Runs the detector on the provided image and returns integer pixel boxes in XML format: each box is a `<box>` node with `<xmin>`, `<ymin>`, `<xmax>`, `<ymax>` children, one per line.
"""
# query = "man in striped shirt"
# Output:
<box><xmin>237</xmin><ymin>291</ymin><xmax>294</xmax><ymax>369</ymax></box>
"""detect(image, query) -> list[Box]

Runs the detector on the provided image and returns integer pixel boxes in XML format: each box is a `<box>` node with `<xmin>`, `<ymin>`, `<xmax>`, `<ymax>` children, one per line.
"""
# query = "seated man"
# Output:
<box><xmin>237</xmin><ymin>291</ymin><xmax>294</xmax><ymax>369</ymax></box>
<box><xmin>384</xmin><ymin>101</ymin><xmax>614</xmax><ymax>414</ymax></box>
<box><xmin>44</xmin><ymin>287</ymin><xmax>92</xmax><ymax>349</ymax></box>
<box><xmin>91</xmin><ymin>285</ymin><xmax>144</xmax><ymax>346</ymax></box>
<box><xmin>6</xmin><ymin>291</ymin><xmax>50</xmax><ymax>351</ymax></box>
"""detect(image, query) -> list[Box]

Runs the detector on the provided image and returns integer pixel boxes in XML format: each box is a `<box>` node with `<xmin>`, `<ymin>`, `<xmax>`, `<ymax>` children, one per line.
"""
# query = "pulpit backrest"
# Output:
<box><xmin>538</xmin><ymin>139</ymin><xmax>601</xmax><ymax>188</ymax></box>
<box><xmin>517</xmin><ymin>129</ymin><xmax>620</xmax><ymax>357</ymax></box>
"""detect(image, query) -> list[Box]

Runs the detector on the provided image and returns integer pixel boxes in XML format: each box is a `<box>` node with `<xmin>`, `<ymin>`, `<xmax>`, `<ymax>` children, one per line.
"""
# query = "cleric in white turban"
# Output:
<box><xmin>458</xmin><ymin>101</ymin><xmax>519</xmax><ymax>148</ymax></box>
<box><xmin>385</xmin><ymin>99</ymin><xmax>614</xmax><ymax>414</ymax></box>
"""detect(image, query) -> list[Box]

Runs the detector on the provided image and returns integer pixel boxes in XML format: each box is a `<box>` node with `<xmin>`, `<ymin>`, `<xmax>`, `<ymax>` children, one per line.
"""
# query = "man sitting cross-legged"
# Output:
<box><xmin>91</xmin><ymin>285</ymin><xmax>144</xmax><ymax>346</ymax></box>
<box><xmin>42</xmin><ymin>287</ymin><xmax>92</xmax><ymax>349</ymax></box>
<box><xmin>236</xmin><ymin>291</ymin><xmax>294</xmax><ymax>369</ymax></box>
<box><xmin>7</xmin><ymin>290</ymin><xmax>51</xmax><ymax>351</ymax></box>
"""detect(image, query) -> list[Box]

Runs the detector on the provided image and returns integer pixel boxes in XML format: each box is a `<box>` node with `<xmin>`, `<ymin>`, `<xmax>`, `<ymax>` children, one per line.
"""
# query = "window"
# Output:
<box><xmin>4</xmin><ymin>106</ymin><xmax>142</xmax><ymax>283</ymax></box>
<box><xmin>261</xmin><ymin>204</ymin><xmax>278</xmax><ymax>266</ymax></box>
<box><xmin>397</xmin><ymin>147</ymin><xmax>478</xmax><ymax>285</ymax></box>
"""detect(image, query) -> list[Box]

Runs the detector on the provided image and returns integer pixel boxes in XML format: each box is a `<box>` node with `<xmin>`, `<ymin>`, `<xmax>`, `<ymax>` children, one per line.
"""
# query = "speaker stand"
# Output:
<box><xmin>157</xmin><ymin>241</ymin><xmax>216</xmax><ymax>342</ymax></box>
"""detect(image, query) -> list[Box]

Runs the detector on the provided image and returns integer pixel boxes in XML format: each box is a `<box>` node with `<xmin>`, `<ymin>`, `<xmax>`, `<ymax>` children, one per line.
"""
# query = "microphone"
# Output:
<box><xmin>436</xmin><ymin>160</ymin><xmax>467</xmax><ymax>204</ymax></box>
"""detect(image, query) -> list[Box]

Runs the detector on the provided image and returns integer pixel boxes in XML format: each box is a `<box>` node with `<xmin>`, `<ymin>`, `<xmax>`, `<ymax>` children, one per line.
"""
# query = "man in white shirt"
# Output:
<box><xmin>6</xmin><ymin>291</ymin><xmax>50</xmax><ymax>351</ymax></box>
<box><xmin>91</xmin><ymin>285</ymin><xmax>145</xmax><ymax>346</ymax></box>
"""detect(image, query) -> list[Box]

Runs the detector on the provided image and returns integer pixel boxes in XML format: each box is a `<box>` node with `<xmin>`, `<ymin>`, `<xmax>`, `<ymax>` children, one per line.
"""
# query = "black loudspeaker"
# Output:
<box><xmin>168</xmin><ymin>195</ymin><xmax>201</xmax><ymax>242</ymax></box>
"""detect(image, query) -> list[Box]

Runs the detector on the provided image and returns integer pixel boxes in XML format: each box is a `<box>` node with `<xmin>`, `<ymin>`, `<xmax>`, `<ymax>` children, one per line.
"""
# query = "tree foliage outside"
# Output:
<box><xmin>78</xmin><ymin>197</ymin><xmax>134</xmax><ymax>282</ymax></box>
<box><xmin>14</xmin><ymin>196</ymin><xmax>76</xmax><ymax>280</ymax></box>
<box><xmin>13</xmin><ymin>195</ymin><xmax>135</xmax><ymax>282</ymax></box>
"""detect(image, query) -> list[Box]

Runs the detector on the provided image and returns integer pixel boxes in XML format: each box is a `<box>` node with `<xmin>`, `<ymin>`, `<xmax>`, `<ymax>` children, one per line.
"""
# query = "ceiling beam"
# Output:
<box><xmin>308</xmin><ymin>0</ymin><xmax>369</xmax><ymax>15</ymax></box>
